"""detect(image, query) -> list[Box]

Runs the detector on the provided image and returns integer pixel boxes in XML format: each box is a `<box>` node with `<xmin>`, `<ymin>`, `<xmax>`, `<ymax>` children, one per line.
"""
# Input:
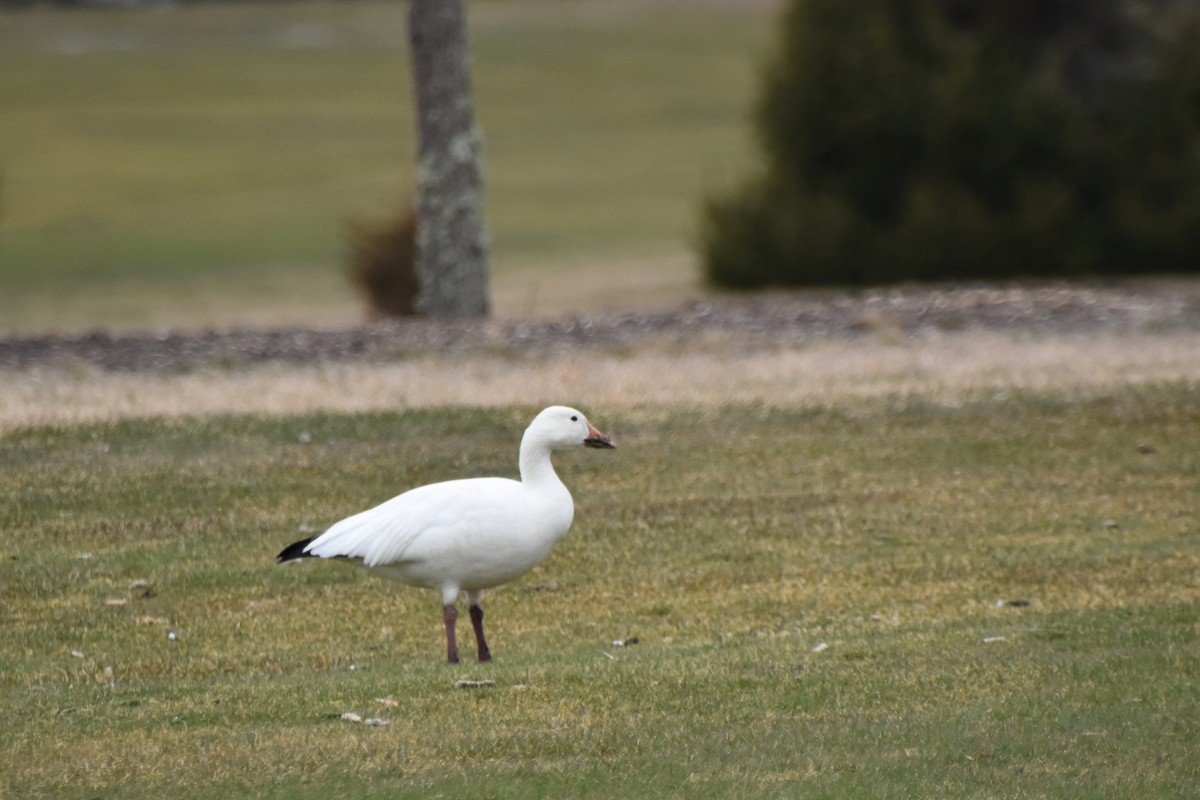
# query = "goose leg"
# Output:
<box><xmin>443</xmin><ymin>603</ymin><xmax>460</xmax><ymax>664</ymax></box>
<box><xmin>468</xmin><ymin>601</ymin><xmax>491</xmax><ymax>662</ymax></box>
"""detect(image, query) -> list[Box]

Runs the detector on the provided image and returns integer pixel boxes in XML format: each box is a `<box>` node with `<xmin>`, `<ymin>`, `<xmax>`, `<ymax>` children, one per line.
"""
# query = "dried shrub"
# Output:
<box><xmin>345</xmin><ymin>206</ymin><xmax>420</xmax><ymax>319</ymax></box>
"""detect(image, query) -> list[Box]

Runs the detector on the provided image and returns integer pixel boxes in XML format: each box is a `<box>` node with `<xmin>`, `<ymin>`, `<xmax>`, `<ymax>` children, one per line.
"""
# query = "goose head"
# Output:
<box><xmin>528</xmin><ymin>406</ymin><xmax>616</xmax><ymax>450</ymax></box>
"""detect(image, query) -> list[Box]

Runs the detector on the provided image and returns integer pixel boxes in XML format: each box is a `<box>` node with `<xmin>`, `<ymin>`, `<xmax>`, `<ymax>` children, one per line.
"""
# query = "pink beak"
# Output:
<box><xmin>584</xmin><ymin>423</ymin><xmax>615</xmax><ymax>449</ymax></box>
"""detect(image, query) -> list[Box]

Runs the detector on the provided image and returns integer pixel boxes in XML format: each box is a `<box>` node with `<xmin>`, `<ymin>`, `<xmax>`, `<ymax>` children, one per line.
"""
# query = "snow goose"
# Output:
<box><xmin>277</xmin><ymin>405</ymin><xmax>615</xmax><ymax>663</ymax></box>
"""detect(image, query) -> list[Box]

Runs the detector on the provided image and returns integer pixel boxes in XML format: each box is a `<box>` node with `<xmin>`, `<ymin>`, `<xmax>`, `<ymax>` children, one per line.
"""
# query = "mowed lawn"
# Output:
<box><xmin>2</xmin><ymin>387</ymin><xmax>1198</xmax><ymax>798</ymax></box>
<box><xmin>0</xmin><ymin>0</ymin><xmax>772</xmax><ymax>332</ymax></box>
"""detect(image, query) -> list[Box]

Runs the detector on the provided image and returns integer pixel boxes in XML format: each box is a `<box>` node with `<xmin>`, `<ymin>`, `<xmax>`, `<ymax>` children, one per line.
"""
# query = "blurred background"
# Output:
<box><xmin>0</xmin><ymin>0</ymin><xmax>775</xmax><ymax>334</ymax></box>
<box><xmin>5</xmin><ymin>0</ymin><xmax>1200</xmax><ymax>338</ymax></box>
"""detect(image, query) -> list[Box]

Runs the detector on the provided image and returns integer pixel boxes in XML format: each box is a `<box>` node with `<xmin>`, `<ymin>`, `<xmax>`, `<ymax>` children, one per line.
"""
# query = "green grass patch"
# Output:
<box><xmin>2</xmin><ymin>388</ymin><xmax>1199</xmax><ymax>797</ymax></box>
<box><xmin>0</xmin><ymin>0</ymin><xmax>771</xmax><ymax>332</ymax></box>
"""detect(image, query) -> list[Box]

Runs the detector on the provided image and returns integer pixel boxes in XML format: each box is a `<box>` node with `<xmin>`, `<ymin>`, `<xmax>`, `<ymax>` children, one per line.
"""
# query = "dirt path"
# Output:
<box><xmin>3</xmin><ymin>282</ymin><xmax>1198</xmax><ymax>430</ymax></box>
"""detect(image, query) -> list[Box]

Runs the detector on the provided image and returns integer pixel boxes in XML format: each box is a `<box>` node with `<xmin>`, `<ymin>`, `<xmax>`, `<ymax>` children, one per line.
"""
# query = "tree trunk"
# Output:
<box><xmin>408</xmin><ymin>0</ymin><xmax>490</xmax><ymax>317</ymax></box>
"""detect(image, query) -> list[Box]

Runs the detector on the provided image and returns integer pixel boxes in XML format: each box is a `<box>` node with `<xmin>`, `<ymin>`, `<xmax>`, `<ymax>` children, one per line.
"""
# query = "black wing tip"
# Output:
<box><xmin>276</xmin><ymin>537</ymin><xmax>317</xmax><ymax>563</ymax></box>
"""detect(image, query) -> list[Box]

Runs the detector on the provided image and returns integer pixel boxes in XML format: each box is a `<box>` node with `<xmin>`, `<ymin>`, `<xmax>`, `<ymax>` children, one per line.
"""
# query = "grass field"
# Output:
<box><xmin>0</xmin><ymin>0</ymin><xmax>774</xmax><ymax>333</ymax></box>
<box><xmin>5</xmin><ymin>3</ymin><xmax>1199</xmax><ymax>797</ymax></box>
<box><xmin>3</xmin><ymin>387</ymin><xmax>1198</xmax><ymax>798</ymax></box>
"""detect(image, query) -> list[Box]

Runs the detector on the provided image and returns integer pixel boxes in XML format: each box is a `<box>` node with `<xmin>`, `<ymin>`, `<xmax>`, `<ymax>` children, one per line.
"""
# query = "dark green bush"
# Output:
<box><xmin>704</xmin><ymin>0</ymin><xmax>1200</xmax><ymax>287</ymax></box>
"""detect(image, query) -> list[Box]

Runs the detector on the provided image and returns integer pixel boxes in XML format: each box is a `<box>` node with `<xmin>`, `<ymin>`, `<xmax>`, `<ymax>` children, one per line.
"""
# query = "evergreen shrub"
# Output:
<box><xmin>704</xmin><ymin>0</ymin><xmax>1200</xmax><ymax>287</ymax></box>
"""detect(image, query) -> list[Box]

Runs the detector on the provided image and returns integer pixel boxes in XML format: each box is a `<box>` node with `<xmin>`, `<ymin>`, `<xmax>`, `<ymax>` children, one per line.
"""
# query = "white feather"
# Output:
<box><xmin>286</xmin><ymin>405</ymin><xmax>612</xmax><ymax>603</ymax></box>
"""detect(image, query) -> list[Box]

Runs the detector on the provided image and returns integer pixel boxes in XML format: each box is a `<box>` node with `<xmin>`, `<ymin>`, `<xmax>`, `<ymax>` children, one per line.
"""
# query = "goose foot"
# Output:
<box><xmin>469</xmin><ymin>603</ymin><xmax>492</xmax><ymax>662</ymax></box>
<box><xmin>443</xmin><ymin>603</ymin><xmax>460</xmax><ymax>663</ymax></box>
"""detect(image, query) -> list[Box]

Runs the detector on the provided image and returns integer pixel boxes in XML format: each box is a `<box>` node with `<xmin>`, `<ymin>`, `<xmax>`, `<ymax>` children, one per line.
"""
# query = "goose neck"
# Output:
<box><xmin>519</xmin><ymin>438</ymin><xmax>561</xmax><ymax>487</ymax></box>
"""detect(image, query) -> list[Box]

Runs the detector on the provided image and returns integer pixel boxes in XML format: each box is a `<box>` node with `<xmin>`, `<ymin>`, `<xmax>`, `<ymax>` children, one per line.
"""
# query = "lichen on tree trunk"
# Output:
<box><xmin>409</xmin><ymin>0</ymin><xmax>491</xmax><ymax>317</ymax></box>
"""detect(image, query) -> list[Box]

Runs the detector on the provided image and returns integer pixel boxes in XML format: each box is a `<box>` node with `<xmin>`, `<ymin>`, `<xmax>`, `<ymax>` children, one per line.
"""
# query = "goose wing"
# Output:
<box><xmin>303</xmin><ymin>477</ymin><xmax>524</xmax><ymax>568</ymax></box>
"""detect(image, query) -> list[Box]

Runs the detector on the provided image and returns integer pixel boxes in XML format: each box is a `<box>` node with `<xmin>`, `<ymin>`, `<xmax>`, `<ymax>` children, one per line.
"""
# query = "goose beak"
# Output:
<box><xmin>584</xmin><ymin>423</ymin><xmax>616</xmax><ymax>449</ymax></box>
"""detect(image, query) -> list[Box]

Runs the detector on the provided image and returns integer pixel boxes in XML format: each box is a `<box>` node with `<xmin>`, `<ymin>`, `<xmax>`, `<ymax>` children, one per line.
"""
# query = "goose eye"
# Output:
<box><xmin>570</xmin><ymin>415</ymin><xmax>578</xmax><ymax>422</ymax></box>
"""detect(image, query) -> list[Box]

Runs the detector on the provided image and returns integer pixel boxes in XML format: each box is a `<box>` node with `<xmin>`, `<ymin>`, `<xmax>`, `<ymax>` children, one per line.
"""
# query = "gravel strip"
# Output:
<box><xmin>3</xmin><ymin>282</ymin><xmax>1199</xmax><ymax>373</ymax></box>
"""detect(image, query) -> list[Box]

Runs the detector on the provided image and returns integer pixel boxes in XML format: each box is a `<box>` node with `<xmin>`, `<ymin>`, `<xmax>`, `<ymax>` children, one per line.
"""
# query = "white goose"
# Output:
<box><xmin>277</xmin><ymin>405</ymin><xmax>615</xmax><ymax>663</ymax></box>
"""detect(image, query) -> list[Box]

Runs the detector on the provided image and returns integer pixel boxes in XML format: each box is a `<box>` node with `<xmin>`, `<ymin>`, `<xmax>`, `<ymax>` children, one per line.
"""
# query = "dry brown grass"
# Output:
<box><xmin>2</xmin><ymin>330</ymin><xmax>1197</xmax><ymax>430</ymax></box>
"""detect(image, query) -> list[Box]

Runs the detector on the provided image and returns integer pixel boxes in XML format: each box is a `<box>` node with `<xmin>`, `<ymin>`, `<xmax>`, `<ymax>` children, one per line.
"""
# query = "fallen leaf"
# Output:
<box><xmin>128</xmin><ymin>579</ymin><xmax>154</xmax><ymax>598</ymax></box>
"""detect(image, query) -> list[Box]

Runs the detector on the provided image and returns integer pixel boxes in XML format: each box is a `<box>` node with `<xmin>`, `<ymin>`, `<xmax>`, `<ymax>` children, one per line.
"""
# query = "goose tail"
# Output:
<box><xmin>276</xmin><ymin>536</ymin><xmax>318</xmax><ymax>564</ymax></box>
